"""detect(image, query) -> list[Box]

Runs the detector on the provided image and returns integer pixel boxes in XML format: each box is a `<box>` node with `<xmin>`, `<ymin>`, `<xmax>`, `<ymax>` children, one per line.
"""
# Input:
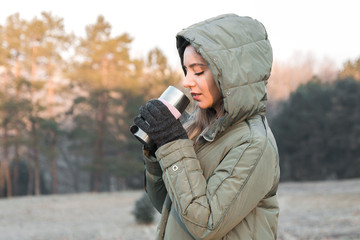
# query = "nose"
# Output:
<box><xmin>183</xmin><ymin>73</ymin><xmax>195</xmax><ymax>89</ymax></box>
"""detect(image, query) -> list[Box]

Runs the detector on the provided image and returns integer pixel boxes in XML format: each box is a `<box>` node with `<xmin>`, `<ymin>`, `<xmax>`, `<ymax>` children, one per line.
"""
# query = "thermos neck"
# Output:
<box><xmin>159</xmin><ymin>86</ymin><xmax>190</xmax><ymax>113</ymax></box>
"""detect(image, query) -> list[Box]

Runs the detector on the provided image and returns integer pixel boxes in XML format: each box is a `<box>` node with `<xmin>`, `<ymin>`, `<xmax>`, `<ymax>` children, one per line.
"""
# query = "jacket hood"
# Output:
<box><xmin>176</xmin><ymin>14</ymin><xmax>273</xmax><ymax>140</ymax></box>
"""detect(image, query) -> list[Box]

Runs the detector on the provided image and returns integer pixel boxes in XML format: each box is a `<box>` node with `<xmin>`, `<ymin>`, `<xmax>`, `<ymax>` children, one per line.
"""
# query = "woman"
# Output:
<box><xmin>134</xmin><ymin>14</ymin><xmax>280</xmax><ymax>240</ymax></box>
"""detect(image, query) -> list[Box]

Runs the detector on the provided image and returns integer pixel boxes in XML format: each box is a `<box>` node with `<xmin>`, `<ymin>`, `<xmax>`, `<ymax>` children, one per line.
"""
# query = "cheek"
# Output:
<box><xmin>206</xmin><ymin>74</ymin><xmax>221</xmax><ymax>101</ymax></box>
<box><xmin>211</xmin><ymin>87</ymin><xmax>222</xmax><ymax>103</ymax></box>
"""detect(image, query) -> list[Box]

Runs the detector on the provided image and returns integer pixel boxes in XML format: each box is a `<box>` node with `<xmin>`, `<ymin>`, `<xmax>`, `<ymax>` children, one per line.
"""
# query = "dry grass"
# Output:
<box><xmin>1</xmin><ymin>179</ymin><xmax>359</xmax><ymax>240</ymax></box>
<box><xmin>277</xmin><ymin>179</ymin><xmax>360</xmax><ymax>240</ymax></box>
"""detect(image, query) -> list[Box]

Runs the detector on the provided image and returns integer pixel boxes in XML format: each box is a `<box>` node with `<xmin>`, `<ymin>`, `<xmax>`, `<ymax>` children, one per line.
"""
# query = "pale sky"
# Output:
<box><xmin>1</xmin><ymin>0</ymin><xmax>359</xmax><ymax>69</ymax></box>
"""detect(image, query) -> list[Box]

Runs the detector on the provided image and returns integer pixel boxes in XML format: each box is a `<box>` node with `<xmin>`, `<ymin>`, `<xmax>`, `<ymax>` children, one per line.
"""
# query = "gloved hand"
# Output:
<box><xmin>134</xmin><ymin>99</ymin><xmax>188</xmax><ymax>148</ymax></box>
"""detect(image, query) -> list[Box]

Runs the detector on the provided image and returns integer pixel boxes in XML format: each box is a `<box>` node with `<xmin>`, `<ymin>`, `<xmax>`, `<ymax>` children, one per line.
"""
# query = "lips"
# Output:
<box><xmin>191</xmin><ymin>93</ymin><xmax>201</xmax><ymax>101</ymax></box>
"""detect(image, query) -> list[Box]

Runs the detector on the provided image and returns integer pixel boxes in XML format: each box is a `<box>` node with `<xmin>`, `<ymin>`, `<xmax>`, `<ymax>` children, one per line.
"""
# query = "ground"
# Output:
<box><xmin>0</xmin><ymin>179</ymin><xmax>359</xmax><ymax>240</ymax></box>
<box><xmin>277</xmin><ymin>179</ymin><xmax>360</xmax><ymax>240</ymax></box>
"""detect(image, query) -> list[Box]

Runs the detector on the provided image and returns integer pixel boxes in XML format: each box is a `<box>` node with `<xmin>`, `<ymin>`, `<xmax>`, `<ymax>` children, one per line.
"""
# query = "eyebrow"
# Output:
<box><xmin>184</xmin><ymin>63</ymin><xmax>207</xmax><ymax>70</ymax></box>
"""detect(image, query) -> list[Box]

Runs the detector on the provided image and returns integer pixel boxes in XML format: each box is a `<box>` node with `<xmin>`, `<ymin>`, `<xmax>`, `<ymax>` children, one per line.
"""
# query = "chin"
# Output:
<box><xmin>198</xmin><ymin>103</ymin><xmax>211</xmax><ymax>109</ymax></box>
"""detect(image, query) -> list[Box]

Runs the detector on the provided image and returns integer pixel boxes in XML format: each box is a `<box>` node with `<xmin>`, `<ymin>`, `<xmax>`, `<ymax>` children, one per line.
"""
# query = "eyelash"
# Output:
<box><xmin>195</xmin><ymin>71</ymin><xmax>204</xmax><ymax>76</ymax></box>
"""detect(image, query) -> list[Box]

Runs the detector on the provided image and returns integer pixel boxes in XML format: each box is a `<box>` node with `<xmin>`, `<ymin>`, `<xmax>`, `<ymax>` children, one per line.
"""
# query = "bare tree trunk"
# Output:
<box><xmin>50</xmin><ymin>130</ymin><xmax>57</xmax><ymax>193</ymax></box>
<box><xmin>92</xmin><ymin>106</ymin><xmax>106</xmax><ymax>192</ymax></box>
<box><xmin>1</xmin><ymin>70</ymin><xmax>13</xmax><ymax>198</ymax></box>
<box><xmin>2</xmin><ymin>127</ymin><xmax>12</xmax><ymax>197</ymax></box>
<box><xmin>0</xmin><ymin>159</ymin><xmax>4</xmax><ymax>197</ymax></box>
<box><xmin>0</xmin><ymin>126</ymin><xmax>12</xmax><ymax>198</ymax></box>
<box><xmin>96</xmin><ymin>99</ymin><xmax>107</xmax><ymax>191</ymax></box>
<box><xmin>48</xmin><ymin>62</ymin><xmax>57</xmax><ymax>194</ymax></box>
<box><xmin>31</xmin><ymin>40</ymin><xmax>41</xmax><ymax>196</ymax></box>
<box><xmin>0</xmin><ymin>148</ymin><xmax>4</xmax><ymax>197</ymax></box>
<box><xmin>3</xmin><ymin>160</ymin><xmax>11</xmax><ymax>197</ymax></box>
<box><xmin>91</xmin><ymin>56</ymin><xmax>109</xmax><ymax>192</ymax></box>
<box><xmin>32</xmin><ymin>120</ymin><xmax>40</xmax><ymax>196</ymax></box>
<box><xmin>27</xmin><ymin>148</ymin><xmax>34</xmax><ymax>195</ymax></box>
<box><xmin>13</xmin><ymin>57</ymin><xmax>21</xmax><ymax>196</ymax></box>
<box><xmin>13</xmin><ymin>158</ymin><xmax>19</xmax><ymax>196</ymax></box>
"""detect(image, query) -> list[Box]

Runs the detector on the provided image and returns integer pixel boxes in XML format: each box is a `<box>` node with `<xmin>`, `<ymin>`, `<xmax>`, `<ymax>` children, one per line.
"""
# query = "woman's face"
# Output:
<box><xmin>183</xmin><ymin>45</ymin><xmax>222</xmax><ymax>110</ymax></box>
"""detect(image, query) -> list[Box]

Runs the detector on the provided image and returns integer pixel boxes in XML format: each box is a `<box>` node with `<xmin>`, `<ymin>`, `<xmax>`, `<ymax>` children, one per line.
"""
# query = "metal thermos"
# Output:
<box><xmin>130</xmin><ymin>86</ymin><xmax>190</xmax><ymax>146</ymax></box>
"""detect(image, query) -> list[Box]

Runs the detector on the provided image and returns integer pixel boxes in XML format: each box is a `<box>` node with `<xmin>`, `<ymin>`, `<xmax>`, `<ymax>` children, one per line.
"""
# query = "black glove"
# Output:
<box><xmin>134</xmin><ymin>99</ymin><xmax>188</xmax><ymax>148</ymax></box>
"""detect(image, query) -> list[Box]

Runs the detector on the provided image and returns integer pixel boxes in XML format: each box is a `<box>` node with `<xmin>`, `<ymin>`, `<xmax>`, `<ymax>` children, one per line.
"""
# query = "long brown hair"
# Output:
<box><xmin>184</xmin><ymin>99</ymin><xmax>225</xmax><ymax>141</ymax></box>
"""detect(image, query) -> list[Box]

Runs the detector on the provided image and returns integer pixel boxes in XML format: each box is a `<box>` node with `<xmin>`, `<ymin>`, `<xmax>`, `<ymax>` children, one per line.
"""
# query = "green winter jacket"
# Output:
<box><xmin>143</xmin><ymin>14</ymin><xmax>280</xmax><ymax>240</ymax></box>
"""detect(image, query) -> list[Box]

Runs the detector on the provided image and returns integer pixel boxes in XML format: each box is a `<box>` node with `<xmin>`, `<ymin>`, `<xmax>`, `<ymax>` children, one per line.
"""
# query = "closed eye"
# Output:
<box><xmin>195</xmin><ymin>71</ymin><xmax>204</xmax><ymax>76</ymax></box>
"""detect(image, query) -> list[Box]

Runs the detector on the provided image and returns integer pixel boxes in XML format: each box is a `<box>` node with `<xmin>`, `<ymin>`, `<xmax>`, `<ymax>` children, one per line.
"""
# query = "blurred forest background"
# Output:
<box><xmin>0</xmin><ymin>12</ymin><xmax>359</xmax><ymax>198</ymax></box>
